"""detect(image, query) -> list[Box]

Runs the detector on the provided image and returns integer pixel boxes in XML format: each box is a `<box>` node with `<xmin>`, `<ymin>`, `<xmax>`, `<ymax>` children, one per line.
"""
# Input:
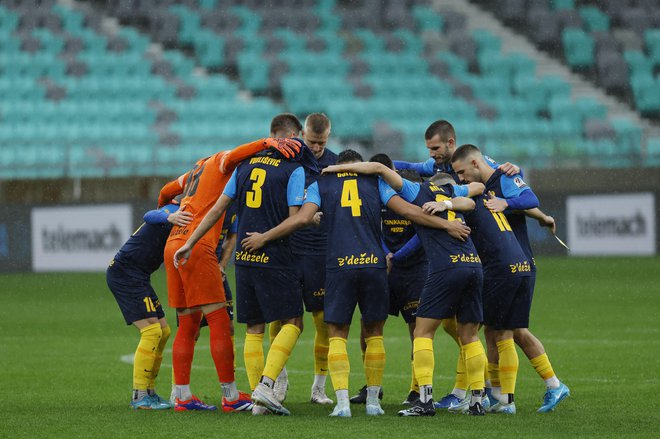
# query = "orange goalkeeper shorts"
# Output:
<box><xmin>164</xmin><ymin>239</ymin><xmax>226</xmax><ymax>309</ymax></box>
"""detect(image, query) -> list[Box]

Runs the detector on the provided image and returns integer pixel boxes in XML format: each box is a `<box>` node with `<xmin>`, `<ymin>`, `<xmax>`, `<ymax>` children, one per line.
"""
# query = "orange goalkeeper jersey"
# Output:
<box><xmin>163</xmin><ymin>139</ymin><xmax>269</xmax><ymax>248</ymax></box>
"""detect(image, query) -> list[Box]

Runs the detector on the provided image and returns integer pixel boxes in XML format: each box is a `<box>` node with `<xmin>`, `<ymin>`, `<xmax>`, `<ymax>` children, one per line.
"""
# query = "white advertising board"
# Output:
<box><xmin>31</xmin><ymin>204</ymin><xmax>133</xmax><ymax>271</ymax></box>
<box><xmin>567</xmin><ymin>193</ymin><xmax>655</xmax><ymax>256</ymax></box>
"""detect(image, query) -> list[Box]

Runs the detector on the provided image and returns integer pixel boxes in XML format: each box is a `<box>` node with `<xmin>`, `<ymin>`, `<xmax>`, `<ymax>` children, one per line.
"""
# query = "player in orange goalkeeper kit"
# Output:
<box><xmin>158</xmin><ymin>136</ymin><xmax>301</xmax><ymax>412</ymax></box>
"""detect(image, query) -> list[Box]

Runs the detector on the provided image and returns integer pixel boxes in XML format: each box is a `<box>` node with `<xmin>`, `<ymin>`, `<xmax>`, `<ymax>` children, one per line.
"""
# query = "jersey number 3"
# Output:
<box><xmin>246</xmin><ymin>168</ymin><xmax>267</xmax><ymax>208</ymax></box>
<box><xmin>341</xmin><ymin>179</ymin><xmax>362</xmax><ymax>217</ymax></box>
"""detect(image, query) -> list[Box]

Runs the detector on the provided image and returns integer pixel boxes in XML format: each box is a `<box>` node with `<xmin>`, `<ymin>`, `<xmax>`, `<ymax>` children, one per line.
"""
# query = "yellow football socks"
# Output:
<box><xmin>410</xmin><ymin>360</ymin><xmax>419</xmax><ymax>393</ymax></box>
<box><xmin>488</xmin><ymin>362</ymin><xmax>501</xmax><ymax>387</ymax></box>
<box><xmin>455</xmin><ymin>343</ymin><xmax>467</xmax><ymax>392</ymax></box>
<box><xmin>364</xmin><ymin>336</ymin><xmax>386</xmax><ymax>387</ymax></box>
<box><xmin>262</xmin><ymin>324</ymin><xmax>300</xmax><ymax>382</ymax></box>
<box><xmin>328</xmin><ymin>337</ymin><xmax>350</xmax><ymax>391</ymax></box>
<box><xmin>133</xmin><ymin>323</ymin><xmax>162</xmax><ymax>390</ymax></box>
<box><xmin>148</xmin><ymin>324</ymin><xmax>170</xmax><ymax>389</ymax></box>
<box><xmin>413</xmin><ymin>337</ymin><xmax>434</xmax><ymax>387</ymax></box>
<box><xmin>244</xmin><ymin>333</ymin><xmax>265</xmax><ymax>391</ymax></box>
<box><xmin>312</xmin><ymin>311</ymin><xmax>329</xmax><ymax>376</ymax></box>
<box><xmin>463</xmin><ymin>340</ymin><xmax>487</xmax><ymax>391</ymax></box>
<box><xmin>530</xmin><ymin>353</ymin><xmax>561</xmax><ymax>388</ymax></box>
<box><xmin>497</xmin><ymin>339</ymin><xmax>519</xmax><ymax>396</ymax></box>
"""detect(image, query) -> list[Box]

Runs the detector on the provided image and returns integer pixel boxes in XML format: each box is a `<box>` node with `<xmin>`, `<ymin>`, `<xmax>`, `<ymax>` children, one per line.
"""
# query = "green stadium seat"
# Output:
<box><xmin>472</xmin><ymin>29</ymin><xmax>502</xmax><ymax>53</ymax></box>
<box><xmin>551</xmin><ymin>0</ymin><xmax>575</xmax><ymax>10</ymax></box>
<box><xmin>579</xmin><ymin>6</ymin><xmax>610</xmax><ymax>32</ymax></box>
<box><xmin>412</xmin><ymin>5</ymin><xmax>443</xmax><ymax>33</ymax></box>
<box><xmin>562</xmin><ymin>29</ymin><xmax>595</xmax><ymax>69</ymax></box>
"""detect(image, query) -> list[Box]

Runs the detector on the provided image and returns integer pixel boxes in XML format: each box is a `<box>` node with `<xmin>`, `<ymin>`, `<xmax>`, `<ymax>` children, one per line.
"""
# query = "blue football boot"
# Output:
<box><xmin>538</xmin><ymin>382</ymin><xmax>570</xmax><ymax>413</ymax></box>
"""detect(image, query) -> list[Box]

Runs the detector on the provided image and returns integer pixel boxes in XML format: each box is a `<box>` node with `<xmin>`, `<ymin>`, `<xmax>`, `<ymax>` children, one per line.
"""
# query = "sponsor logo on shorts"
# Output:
<box><xmin>235</xmin><ymin>250</ymin><xmax>270</xmax><ymax>264</ymax></box>
<box><xmin>509</xmin><ymin>261</ymin><xmax>532</xmax><ymax>274</ymax></box>
<box><xmin>449</xmin><ymin>253</ymin><xmax>481</xmax><ymax>264</ymax></box>
<box><xmin>402</xmin><ymin>300</ymin><xmax>419</xmax><ymax>311</ymax></box>
<box><xmin>312</xmin><ymin>288</ymin><xmax>326</xmax><ymax>297</ymax></box>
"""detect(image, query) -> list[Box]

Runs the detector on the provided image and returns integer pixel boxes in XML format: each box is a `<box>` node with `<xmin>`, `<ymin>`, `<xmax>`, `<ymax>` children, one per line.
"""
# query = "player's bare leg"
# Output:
<box><xmin>514</xmin><ymin>328</ymin><xmax>569</xmax><ymax>413</ymax></box>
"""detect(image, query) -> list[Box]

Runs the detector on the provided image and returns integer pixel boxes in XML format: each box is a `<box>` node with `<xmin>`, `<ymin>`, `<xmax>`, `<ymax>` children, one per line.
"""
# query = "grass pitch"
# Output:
<box><xmin>1</xmin><ymin>257</ymin><xmax>659</xmax><ymax>438</ymax></box>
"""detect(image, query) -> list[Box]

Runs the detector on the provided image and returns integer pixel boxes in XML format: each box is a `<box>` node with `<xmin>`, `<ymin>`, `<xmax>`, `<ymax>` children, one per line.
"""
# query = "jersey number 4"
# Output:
<box><xmin>246</xmin><ymin>168</ymin><xmax>267</xmax><ymax>208</ymax></box>
<box><xmin>341</xmin><ymin>179</ymin><xmax>363</xmax><ymax>216</ymax></box>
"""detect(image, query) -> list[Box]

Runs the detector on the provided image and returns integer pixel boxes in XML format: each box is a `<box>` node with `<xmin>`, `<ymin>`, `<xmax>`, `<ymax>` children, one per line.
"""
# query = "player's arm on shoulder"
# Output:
<box><xmin>157</xmin><ymin>174</ymin><xmax>186</xmax><ymax>207</ymax></box>
<box><xmin>393</xmin><ymin>158</ymin><xmax>434</xmax><ymax>176</ymax></box>
<box><xmin>385</xmin><ymin>195</ymin><xmax>471</xmax><ymax>241</ymax></box>
<box><xmin>498</xmin><ymin>162</ymin><xmax>522</xmax><ymax>177</ymax></box>
<box><xmin>466</xmin><ymin>182</ymin><xmax>485</xmax><ymax>197</ymax></box>
<box><xmin>421</xmin><ymin>196</ymin><xmax>474</xmax><ymax>214</ymax></box>
<box><xmin>219</xmin><ymin>138</ymin><xmax>302</xmax><ymax>173</ymax></box>
<box><xmin>322</xmin><ymin>162</ymin><xmax>404</xmax><ymax>190</ymax></box>
<box><xmin>449</xmin><ymin>197</ymin><xmax>475</xmax><ymax>212</ymax></box>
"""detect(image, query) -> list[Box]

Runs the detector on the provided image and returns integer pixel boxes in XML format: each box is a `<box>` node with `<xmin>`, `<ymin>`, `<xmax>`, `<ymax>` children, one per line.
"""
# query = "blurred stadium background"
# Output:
<box><xmin>0</xmin><ymin>0</ymin><xmax>658</xmax><ymax>272</ymax></box>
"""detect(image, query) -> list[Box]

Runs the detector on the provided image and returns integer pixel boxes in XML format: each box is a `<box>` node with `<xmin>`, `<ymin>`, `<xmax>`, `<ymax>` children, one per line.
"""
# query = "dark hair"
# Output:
<box><xmin>451</xmin><ymin>144</ymin><xmax>481</xmax><ymax>162</ymax></box>
<box><xmin>369</xmin><ymin>153</ymin><xmax>393</xmax><ymax>169</ymax></box>
<box><xmin>305</xmin><ymin>113</ymin><xmax>331</xmax><ymax>134</ymax></box>
<box><xmin>337</xmin><ymin>149</ymin><xmax>363</xmax><ymax>164</ymax></box>
<box><xmin>429</xmin><ymin>172</ymin><xmax>454</xmax><ymax>186</ymax></box>
<box><xmin>398</xmin><ymin>169</ymin><xmax>423</xmax><ymax>183</ymax></box>
<box><xmin>270</xmin><ymin>113</ymin><xmax>302</xmax><ymax>137</ymax></box>
<box><xmin>424</xmin><ymin>120</ymin><xmax>456</xmax><ymax>142</ymax></box>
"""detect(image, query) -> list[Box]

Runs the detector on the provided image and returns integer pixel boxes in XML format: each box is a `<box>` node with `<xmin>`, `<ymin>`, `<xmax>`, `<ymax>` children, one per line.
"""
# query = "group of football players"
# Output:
<box><xmin>107</xmin><ymin>113</ymin><xmax>569</xmax><ymax>418</ymax></box>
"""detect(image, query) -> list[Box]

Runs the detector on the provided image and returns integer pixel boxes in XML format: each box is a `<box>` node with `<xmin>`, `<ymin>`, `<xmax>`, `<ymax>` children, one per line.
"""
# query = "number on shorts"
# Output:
<box><xmin>143</xmin><ymin>297</ymin><xmax>156</xmax><ymax>312</ymax></box>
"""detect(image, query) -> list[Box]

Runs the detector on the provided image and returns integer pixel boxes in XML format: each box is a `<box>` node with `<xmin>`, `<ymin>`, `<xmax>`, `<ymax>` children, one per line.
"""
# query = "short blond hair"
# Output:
<box><xmin>304</xmin><ymin>112</ymin><xmax>331</xmax><ymax>134</ymax></box>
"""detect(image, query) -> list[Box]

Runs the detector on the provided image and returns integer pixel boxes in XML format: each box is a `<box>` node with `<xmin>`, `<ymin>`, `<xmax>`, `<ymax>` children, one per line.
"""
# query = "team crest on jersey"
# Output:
<box><xmin>513</xmin><ymin>176</ymin><xmax>527</xmax><ymax>188</ymax></box>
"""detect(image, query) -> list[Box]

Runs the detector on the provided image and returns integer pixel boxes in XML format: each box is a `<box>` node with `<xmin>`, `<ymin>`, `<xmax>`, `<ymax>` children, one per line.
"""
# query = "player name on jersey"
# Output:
<box><xmin>249</xmin><ymin>156</ymin><xmax>282</xmax><ymax>167</ymax></box>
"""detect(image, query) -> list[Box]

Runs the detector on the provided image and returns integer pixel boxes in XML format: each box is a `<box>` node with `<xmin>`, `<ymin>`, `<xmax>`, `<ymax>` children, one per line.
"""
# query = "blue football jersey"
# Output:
<box><xmin>305</xmin><ymin>172</ymin><xmax>396</xmax><ymax>271</ymax></box>
<box><xmin>393</xmin><ymin>155</ymin><xmax>503</xmax><ymax>181</ymax></box>
<box><xmin>224</xmin><ymin>150</ymin><xmax>305</xmax><ymax>269</ymax></box>
<box><xmin>398</xmin><ymin>180</ymin><xmax>481</xmax><ymax>273</ymax></box>
<box><xmin>113</xmin><ymin>204</ymin><xmax>177</xmax><ymax>275</ymax></box>
<box><xmin>380</xmin><ymin>207</ymin><xmax>426</xmax><ymax>268</ymax></box>
<box><xmin>290</xmin><ymin>148</ymin><xmax>338</xmax><ymax>255</ymax></box>
<box><xmin>462</xmin><ymin>170</ymin><xmax>532</xmax><ymax>278</ymax></box>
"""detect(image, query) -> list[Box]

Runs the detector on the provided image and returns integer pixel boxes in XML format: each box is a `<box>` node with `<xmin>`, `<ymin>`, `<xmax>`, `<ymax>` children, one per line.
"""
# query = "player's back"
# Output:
<box><xmin>316</xmin><ymin>172</ymin><xmax>385</xmax><ymax>271</ymax></box>
<box><xmin>114</xmin><ymin>221</ymin><xmax>171</xmax><ymax>276</ymax></box>
<box><xmin>232</xmin><ymin>150</ymin><xmax>304</xmax><ymax>269</ymax></box>
<box><xmin>290</xmin><ymin>148</ymin><xmax>338</xmax><ymax>255</ymax></box>
<box><xmin>168</xmin><ymin>152</ymin><xmax>229</xmax><ymax>247</ymax></box>
<box><xmin>463</xmin><ymin>170</ymin><xmax>531</xmax><ymax>278</ymax></box>
<box><xmin>381</xmin><ymin>206</ymin><xmax>426</xmax><ymax>268</ymax></box>
<box><xmin>408</xmin><ymin>182</ymin><xmax>481</xmax><ymax>273</ymax></box>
